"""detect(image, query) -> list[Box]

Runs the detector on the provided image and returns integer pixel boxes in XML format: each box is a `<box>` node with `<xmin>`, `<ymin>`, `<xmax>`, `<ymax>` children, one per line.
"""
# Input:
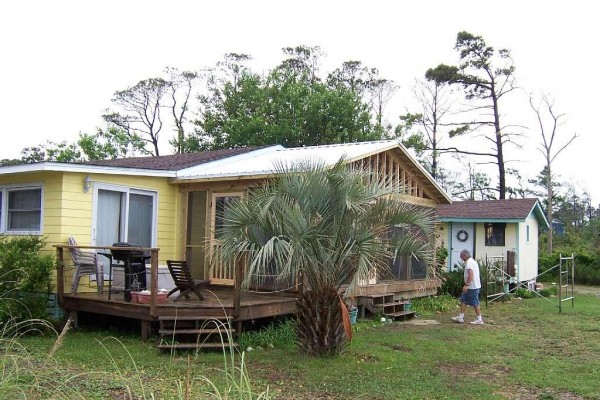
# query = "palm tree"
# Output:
<box><xmin>214</xmin><ymin>159</ymin><xmax>435</xmax><ymax>356</ymax></box>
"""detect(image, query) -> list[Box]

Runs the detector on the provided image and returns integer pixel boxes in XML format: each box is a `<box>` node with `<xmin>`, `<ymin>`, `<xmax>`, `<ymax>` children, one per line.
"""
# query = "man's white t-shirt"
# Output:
<box><xmin>464</xmin><ymin>257</ymin><xmax>481</xmax><ymax>289</ymax></box>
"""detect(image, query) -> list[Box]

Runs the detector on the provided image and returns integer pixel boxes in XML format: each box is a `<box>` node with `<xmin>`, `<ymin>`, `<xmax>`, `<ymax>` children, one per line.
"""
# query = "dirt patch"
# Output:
<box><xmin>403</xmin><ymin>319</ymin><xmax>441</xmax><ymax>325</ymax></box>
<box><xmin>439</xmin><ymin>362</ymin><xmax>511</xmax><ymax>381</ymax></box>
<box><xmin>439</xmin><ymin>364</ymin><xmax>585</xmax><ymax>400</ymax></box>
<box><xmin>249</xmin><ymin>361</ymin><xmax>350</xmax><ymax>400</ymax></box>
<box><xmin>497</xmin><ymin>385</ymin><xmax>585</xmax><ymax>400</ymax></box>
<box><xmin>389</xmin><ymin>344</ymin><xmax>413</xmax><ymax>352</ymax></box>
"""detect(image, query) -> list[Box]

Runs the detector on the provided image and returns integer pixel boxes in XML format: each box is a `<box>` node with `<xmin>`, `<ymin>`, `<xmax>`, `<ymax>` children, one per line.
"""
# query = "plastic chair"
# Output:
<box><xmin>68</xmin><ymin>236</ymin><xmax>103</xmax><ymax>294</ymax></box>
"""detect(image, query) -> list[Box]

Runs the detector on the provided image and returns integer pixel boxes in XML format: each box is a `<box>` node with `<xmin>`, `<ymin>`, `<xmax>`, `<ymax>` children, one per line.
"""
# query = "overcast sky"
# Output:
<box><xmin>1</xmin><ymin>1</ymin><xmax>598</xmax><ymax>202</ymax></box>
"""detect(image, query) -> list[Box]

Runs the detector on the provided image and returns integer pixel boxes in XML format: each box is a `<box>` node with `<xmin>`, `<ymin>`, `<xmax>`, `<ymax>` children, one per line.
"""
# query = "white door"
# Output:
<box><xmin>93</xmin><ymin>187</ymin><xmax>157</xmax><ymax>248</ymax></box>
<box><xmin>93</xmin><ymin>186</ymin><xmax>157</xmax><ymax>282</ymax></box>
<box><xmin>450</xmin><ymin>222</ymin><xmax>474</xmax><ymax>270</ymax></box>
<box><xmin>96</xmin><ymin>189</ymin><xmax>125</xmax><ymax>247</ymax></box>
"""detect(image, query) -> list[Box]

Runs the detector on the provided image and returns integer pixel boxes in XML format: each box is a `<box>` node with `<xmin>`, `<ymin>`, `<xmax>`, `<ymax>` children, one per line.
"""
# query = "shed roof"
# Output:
<box><xmin>436</xmin><ymin>198</ymin><xmax>549</xmax><ymax>227</ymax></box>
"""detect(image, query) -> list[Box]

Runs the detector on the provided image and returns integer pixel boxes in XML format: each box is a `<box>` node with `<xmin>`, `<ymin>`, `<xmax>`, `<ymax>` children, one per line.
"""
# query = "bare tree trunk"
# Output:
<box><xmin>492</xmin><ymin>90</ymin><xmax>505</xmax><ymax>199</ymax></box>
<box><xmin>547</xmin><ymin>163</ymin><xmax>553</xmax><ymax>253</ymax></box>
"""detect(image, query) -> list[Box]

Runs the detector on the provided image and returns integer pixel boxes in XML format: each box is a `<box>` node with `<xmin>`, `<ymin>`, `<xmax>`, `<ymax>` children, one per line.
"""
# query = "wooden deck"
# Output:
<box><xmin>62</xmin><ymin>286</ymin><xmax>297</xmax><ymax>339</ymax></box>
<box><xmin>62</xmin><ymin>286</ymin><xmax>297</xmax><ymax>321</ymax></box>
<box><xmin>54</xmin><ymin>244</ymin><xmax>439</xmax><ymax>343</ymax></box>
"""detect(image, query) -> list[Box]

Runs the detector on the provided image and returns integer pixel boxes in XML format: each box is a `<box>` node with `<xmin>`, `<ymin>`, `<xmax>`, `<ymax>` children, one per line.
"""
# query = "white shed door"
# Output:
<box><xmin>450</xmin><ymin>222</ymin><xmax>474</xmax><ymax>270</ymax></box>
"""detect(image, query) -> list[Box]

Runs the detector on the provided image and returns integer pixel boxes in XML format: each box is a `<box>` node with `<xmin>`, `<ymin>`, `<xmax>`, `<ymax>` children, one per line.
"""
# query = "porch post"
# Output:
<box><xmin>56</xmin><ymin>246</ymin><xmax>65</xmax><ymax>306</ymax></box>
<box><xmin>233</xmin><ymin>253</ymin><xmax>244</xmax><ymax>329</ymax></box>
<box><xmin>149</xmin><ymin>248</ymin><xmax>159</xmax><ymax>318</ymax></box>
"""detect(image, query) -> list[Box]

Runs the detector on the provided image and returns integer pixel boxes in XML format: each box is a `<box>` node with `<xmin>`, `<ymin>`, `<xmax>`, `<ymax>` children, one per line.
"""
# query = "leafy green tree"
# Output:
<box><xmin>191</xmin><ymin>48</ymin><xmax>379</xmax><ymax>151</ymax></box>
<box><xmin>21</xmin><ymin>141</ymin><xmax>83</xmax><ymax>163</ymax></box>
<box><xmin>214</xmin><ymin>159</ymin><xmax>435</xmax><ymax>356</ymax></box>
<box><xmin>426</xmin><ymin>31</ymin><xmax>517</xmax><ymax>199</ymax></box>
<box><xmin>0</xmin><ymin>158</ymin><xmax>22</xmax><ymax>166</ymax></box>
<box><xmin>191</xmin><ymin>53</ymin><xmax>263</xmax><ymax>150</ymax></box>
<box><xmin>327</xmin><ymin>62</ymin><xmax>397</xmax><ymax>137</ymax></box>
<box><xmin>18</xmin><ymin>127</ymin><xmax>147</xmax><ymax>164</ymax></box>
<box><xmin>78</xmin><ymin>127</ymin><xmax>148</xmax><ymax>159</ymax></box>
<box><xmin>327</xmin><ymin>60</ymin><xmax>373</xmax><ymax>95</ymax></box>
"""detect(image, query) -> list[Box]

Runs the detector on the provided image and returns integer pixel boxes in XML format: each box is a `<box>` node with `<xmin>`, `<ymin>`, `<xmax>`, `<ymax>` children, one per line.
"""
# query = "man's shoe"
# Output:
<box><xmin>470</xmin><ymin>319</ymin><xmax>484</xmax><ymax>325</ymax></box>
<box><xmin>451</xmin><ymin>316</ymin><xmax>464</xmax><ymax>323</ymax></box>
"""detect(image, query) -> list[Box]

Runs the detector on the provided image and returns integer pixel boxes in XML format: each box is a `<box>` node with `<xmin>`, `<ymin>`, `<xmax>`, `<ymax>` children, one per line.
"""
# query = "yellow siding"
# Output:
<box><xmin>60</xmin><ymin>172</ymin><xmax>182</xmax><ymax>263</ymax></box>
<box><xmin>0</xmin><ymin>172</ymin><xmax>64</xmax><ymax>247</ymax></box>
<box><xmin>1</xmin><ymin>170</ymin><xmax>184</xmax><ymax>293</ymax></box>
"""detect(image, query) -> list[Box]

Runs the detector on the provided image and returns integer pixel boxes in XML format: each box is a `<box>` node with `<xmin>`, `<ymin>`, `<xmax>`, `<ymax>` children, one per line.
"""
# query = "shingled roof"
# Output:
<box><xmin>80</xmin><ymin>147</ymin><xmax>263</xmax><ymax>171</ymax></box>
<box><xmin>437</xmin><ymin>198</ymin><xmax>541</xmax><ymax>220</ymax></box>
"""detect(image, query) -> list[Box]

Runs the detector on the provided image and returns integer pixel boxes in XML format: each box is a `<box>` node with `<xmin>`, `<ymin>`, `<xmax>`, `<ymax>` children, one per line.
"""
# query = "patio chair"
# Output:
<box><xmin>166</xmin><ymin>260</ymin><xmax>210</xmax><ymax>301</ymax></box>
<box><xmin>68</xmin><ymin>236</ymin><xmax>103</xmax><ymax>295</ymax></box>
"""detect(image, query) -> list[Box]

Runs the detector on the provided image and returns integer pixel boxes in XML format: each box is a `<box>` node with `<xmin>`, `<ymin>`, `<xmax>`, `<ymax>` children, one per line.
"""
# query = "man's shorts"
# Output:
<box><xmin>460</xmin><ymin>288</ymin><xmax>480</xmax><ymax>307</ymax></box>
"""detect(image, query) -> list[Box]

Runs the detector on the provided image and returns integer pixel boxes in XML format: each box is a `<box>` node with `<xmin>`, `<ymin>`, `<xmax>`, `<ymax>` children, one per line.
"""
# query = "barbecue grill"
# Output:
<box><xmin>104</xmin><ymin>242</ymin><xmax>150</xmax><ymax>301</ymax></box>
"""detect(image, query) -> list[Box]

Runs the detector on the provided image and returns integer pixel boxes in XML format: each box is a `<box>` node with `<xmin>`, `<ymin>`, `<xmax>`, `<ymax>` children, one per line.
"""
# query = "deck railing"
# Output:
<box><xmin>54</xmin><ymin>244</ymin><xmax>246</xmax><ymax>321</ymax></box>
<box><xmin>54</xmin><ymin>244</ymin><xmax>160</xmax><ymax>317</ymax></box>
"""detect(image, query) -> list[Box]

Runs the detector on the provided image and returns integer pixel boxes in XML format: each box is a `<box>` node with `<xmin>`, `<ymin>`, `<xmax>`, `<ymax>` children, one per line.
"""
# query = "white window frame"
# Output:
<box><xmin>0</xmin><ymin>183</ymin><xmax>44</xmax><ymax>235</ymax></box>
<box><xmin>91</xmin><ymin>182</ymin><xmax>158</xmax><ymax>247</ymax></box>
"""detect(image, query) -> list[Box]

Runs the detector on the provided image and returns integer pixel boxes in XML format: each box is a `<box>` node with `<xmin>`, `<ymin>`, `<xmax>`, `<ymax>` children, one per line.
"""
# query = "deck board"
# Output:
<box><xmin>62</xmin><ymin>285</ymin><xmax>298</xmax><ymax>323</ymax></box>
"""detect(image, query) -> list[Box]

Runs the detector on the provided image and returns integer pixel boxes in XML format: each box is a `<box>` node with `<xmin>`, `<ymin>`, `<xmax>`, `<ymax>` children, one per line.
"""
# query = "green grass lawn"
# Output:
<box><xmin>10</xmin><ymin>289</ymin><xmax>600</xmax><ymax>399</ymax></box>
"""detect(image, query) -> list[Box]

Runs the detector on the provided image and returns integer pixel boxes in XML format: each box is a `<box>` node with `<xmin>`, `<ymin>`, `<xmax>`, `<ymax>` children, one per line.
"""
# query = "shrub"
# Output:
<box><xmin>411</xmin><ymin>294</ymin><xmax>455</xmax><ymax>314</ymax></box>
<box><xmin>514</xmin><ymin>287</ymin><xmax>534</xmax><ymax>299</ymax></box>
<box><xmin>440</xmin><ymin>267</ymin><xmax>464</xmax><ymax>298</ymax></box>
<box><xmin>238</xmin><ymin>319</ymin><xmax>296</xmax><ymax>349</ymax></box>
<box><xmin>538</xmin><ymin>250</ymin><xmax>600</xmax><ymax>285</ymax></box>
<box><xmin>0</xmin><ymin>235</ymin><xmax>56</xmax><ymax>323</ymax></box>
<box><xmin>538</xmin><ymin>286</ymin><xmax>558</xmax><ymax>297</ymax></box>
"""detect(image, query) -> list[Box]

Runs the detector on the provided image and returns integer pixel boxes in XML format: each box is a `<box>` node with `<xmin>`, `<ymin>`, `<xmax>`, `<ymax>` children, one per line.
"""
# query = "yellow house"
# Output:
<box><xmin>0</xmin><ymin>140</ymin><xmax>452</xmax><ymax>342</ymax></box>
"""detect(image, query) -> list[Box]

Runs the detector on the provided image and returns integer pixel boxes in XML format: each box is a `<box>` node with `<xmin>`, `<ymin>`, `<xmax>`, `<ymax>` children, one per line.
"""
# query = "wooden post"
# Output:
<box><xmin>150</xmin><ymin>248</ymin><xmax>159</xmax><ymax>318</ymax></box>
<box><xmin>233</xmin><ymin>254</ymin><xmax>243</xmax><ymax>318</ymax></box>
<box><xmin>232</xmin><ymin>254</ymin><xmax>244</xmax><ymax>333</ymax></box>
<box><xmin>56</xmin><ymin>246</ymin><xmax>65</xmax><ymax>306</ymax></box>
<box><xmin>141</xmin><ymin>320</ymin><xmax>151</xmax><ymax>341</ymax></box>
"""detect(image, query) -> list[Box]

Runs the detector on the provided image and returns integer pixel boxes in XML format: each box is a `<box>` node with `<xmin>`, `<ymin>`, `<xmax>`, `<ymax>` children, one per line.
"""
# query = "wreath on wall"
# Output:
<box><xmin>456</xmin><ymin>230</ymin><xmax>469</xmax><ymax>242</ymax></box>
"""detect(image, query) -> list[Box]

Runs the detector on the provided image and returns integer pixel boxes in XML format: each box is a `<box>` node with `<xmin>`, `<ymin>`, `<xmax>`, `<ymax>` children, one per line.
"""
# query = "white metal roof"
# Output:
<box><xmin>0</xmin><ymin>139</ymin><xmax>451</xmax><ymax>203</ymax></box>
<box><xmin>175</xmin><ymin>140</ymin><xmax>399</xmax><ymax>180</ymax></box>
<box><xmin>0</xmin><ymin>161</ymin><xmax>176</xmax><ymax>177</ymax></box>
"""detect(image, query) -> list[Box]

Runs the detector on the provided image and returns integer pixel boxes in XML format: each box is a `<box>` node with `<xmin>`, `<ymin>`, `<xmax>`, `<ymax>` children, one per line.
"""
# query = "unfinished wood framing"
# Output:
<box><xmin>349</xmin><ymin>150</ymin><xmax>441</xmax><ymax>202</ymax></box>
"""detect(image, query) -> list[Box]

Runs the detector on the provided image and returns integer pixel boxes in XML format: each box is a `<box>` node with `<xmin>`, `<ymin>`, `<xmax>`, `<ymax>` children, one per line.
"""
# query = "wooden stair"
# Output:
<box><xmin>360</xmin><ymin>294</ymin><xmax>415</xmax><ymax>321</ymax></box>
<box><xmin>157</xmin><ymin>315</ymin><xmax>238</xmax><ymax>351</ymax></box>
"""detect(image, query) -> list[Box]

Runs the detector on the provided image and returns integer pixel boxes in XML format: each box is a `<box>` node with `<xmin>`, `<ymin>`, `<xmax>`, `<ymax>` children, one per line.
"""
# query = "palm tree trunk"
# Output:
<box><xmin>295</xmin><ymin>289</ymin><xmax>348</xmax><ymax>356</ymax></box>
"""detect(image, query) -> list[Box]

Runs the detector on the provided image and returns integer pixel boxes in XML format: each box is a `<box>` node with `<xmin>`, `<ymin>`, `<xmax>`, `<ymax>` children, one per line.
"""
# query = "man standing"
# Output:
<box><xmin>452</xmin><ymin>249</ymin><xmax>484</xmax><ymax>325</ymax></box>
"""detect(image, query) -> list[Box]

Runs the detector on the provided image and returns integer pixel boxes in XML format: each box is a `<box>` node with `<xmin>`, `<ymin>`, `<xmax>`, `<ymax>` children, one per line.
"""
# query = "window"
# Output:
<box><xmin>386</xmin><ymin>226</ymin><xmax>428</xmax><ymax>281</ymax></box>
<box><xmin>0</xmin><ymin>186</ymin><xmax>43</xmax><ymax>233</ymax></box>
<box><xmin>485</xmin><ymin>223</ymin><xmax>506</xmax><ymax>246</ymax></box>
<box><xmin>526</xmin><ymin>225</ymin><xmax>530</xmax><ymax>243</ymax></box>
<box><xmin>213</xmin><ymin>194</ymin><xmax>242</xmax><ymax>240</ymax></box>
